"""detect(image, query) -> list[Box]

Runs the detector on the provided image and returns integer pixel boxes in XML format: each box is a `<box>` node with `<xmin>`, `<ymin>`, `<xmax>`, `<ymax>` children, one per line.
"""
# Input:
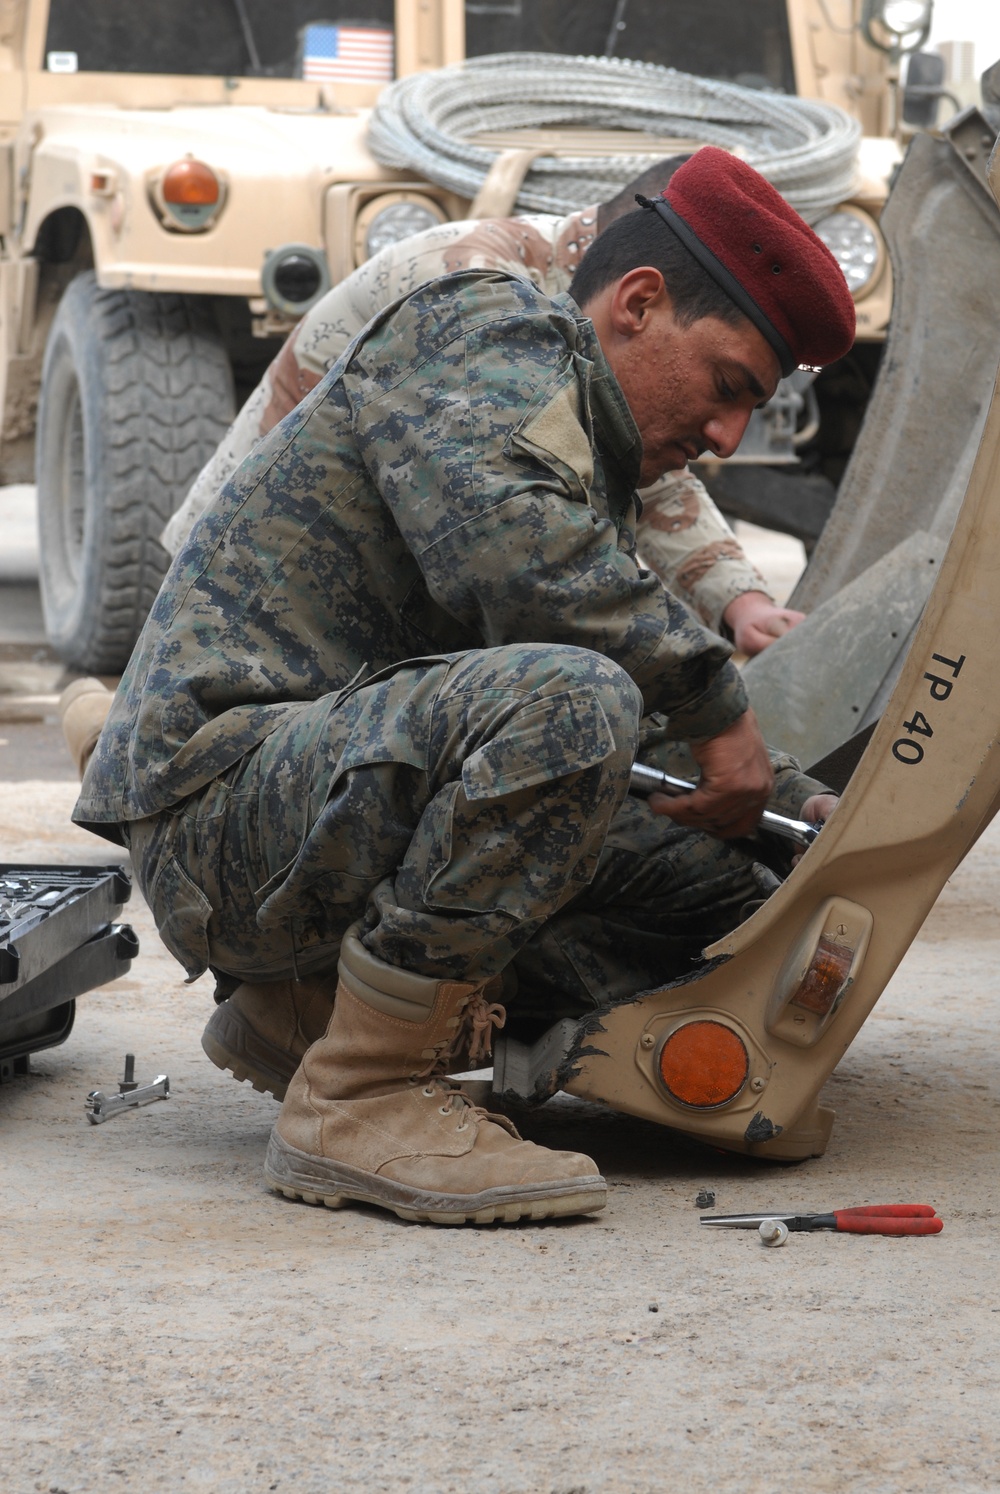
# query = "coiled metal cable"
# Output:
<box><xmin>368</xmin><ymin>53</ymin><xmax>861</xmax><ymax>222</ymax></box>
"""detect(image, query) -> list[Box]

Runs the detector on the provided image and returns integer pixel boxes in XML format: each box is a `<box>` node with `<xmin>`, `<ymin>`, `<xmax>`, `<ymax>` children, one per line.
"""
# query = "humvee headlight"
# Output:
<box><xmin>878</xmin><ymin>0</ymin><xmax>931</xmax><ymax>38</ymax></box>
<box><xmin>158</xmin><ymin>158</ymin><xmax>223</xmax><ymax>231</ymax></box>
<box><xmin>356</xmin><ymin>193</ymin><xmax>448</xmax><ymax>263</ymax></box>
<box><xmin>813</xmin><ymin>208</ymin><xmax>884</xmax><ymax>299</ymax></box>
<box><xmin>261</xmin><ymin>243</ymin><xmax>331</xmax><ymax>318</ymax></box>
<box><xmin>862</xmin><ymin>0</ymin><xmax>931</xmax><ymax>52</ymax></box>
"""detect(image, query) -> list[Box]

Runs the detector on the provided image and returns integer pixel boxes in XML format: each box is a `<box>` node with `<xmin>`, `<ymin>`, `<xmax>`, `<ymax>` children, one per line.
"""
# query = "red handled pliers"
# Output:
<box><xmin>700</xmin><ymin>1204</ymin><xmax>943</xmax><ymax>1236</ymax></box>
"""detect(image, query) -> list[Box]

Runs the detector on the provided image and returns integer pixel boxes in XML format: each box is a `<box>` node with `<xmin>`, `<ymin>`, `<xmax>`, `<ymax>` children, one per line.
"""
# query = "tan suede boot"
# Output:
<box><xmin>58</xmin><ymin>677</ymin><xmax>113</xmax><ymax>779</ymax></box>
<box><xmin>201</xmin><ymin>976</ymin><xmax>335</xmax><ymax>1101</ymax></box>
<box><xmin>264</xmin><ymin>926</ymin><xmax>607</xmax><ymax>1225</ymax></box>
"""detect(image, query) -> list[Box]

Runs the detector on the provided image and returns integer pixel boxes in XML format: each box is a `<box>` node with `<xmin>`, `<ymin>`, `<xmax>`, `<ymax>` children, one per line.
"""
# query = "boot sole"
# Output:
<box><xmin>264</xmin><ymin>1131</ymin><xmax>607</xmax><ymax>1225</ymax></box>
<box><xmin>201</xmin><ymin>1003</ymin><xmax>298</xmax><ymax>1103</ymax></box>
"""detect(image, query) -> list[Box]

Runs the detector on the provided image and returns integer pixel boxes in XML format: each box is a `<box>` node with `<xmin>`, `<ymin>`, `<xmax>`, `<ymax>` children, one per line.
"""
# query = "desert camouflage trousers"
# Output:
<box><xmin>127</xmin><ymin>645</ymin><xmax>781</xmax><ymax>1023</ymax></box>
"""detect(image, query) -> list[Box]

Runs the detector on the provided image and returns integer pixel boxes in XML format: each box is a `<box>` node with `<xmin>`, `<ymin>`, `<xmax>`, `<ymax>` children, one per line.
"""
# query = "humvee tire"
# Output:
<box><xmin>37</xmin><ymin>272</ymin><xmax>235</xmax><ymax>673</ymax></box>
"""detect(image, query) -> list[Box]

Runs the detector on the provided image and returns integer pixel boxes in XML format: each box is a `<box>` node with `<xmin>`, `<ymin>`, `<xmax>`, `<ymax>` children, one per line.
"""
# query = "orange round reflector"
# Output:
<box><xmin>162</xmin><ymin>159</ymin><xmax>220</xmax><ymax>206</ymax></box>
<box><xmin>657</xmin><ymin>1020</ymin><xmax>749</xmax><ymax>1108</ymax></box>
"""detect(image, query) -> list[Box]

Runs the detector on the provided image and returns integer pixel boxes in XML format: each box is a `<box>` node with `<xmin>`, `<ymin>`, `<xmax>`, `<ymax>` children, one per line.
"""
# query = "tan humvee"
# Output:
<box><xmin>1</xmin><ymin>0</ymin><xmax>471</xmax><ymax>668</ymax></box>
<box><xmin>0</xmin><ymin>0</ymin><xmax>935</xmax><ymax>670</ymax></box>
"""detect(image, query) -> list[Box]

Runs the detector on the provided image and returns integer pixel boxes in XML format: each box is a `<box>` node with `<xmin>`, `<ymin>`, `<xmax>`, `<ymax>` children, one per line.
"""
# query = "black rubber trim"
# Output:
<box><xmin>637</xmin><ymin>194</ymin><xmax>796</xmax><ymax>378</ymax></box>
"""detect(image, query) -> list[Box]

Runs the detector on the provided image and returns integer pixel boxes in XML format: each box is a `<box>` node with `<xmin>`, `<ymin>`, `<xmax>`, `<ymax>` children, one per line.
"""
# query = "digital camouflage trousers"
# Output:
<box><xmin>128</xmin><ymin>645</ymin><xmax>782</xmax><ymax>1024</ymax></box>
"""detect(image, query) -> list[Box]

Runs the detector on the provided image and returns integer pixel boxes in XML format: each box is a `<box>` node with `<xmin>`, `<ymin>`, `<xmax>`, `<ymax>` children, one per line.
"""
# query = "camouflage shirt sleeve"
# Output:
<box><xmin>292</xmin><ymin>218</ymin><xmax>541</xmax><ymax>381</ymax></box>
<box><xmin>636</xmin><ymin>470</ymin><xmax>774</xmax><ymax>633</ymax></box>
<box><xmin>266</xmin><ymin>212</ymin><xmax>598</xmax><ymax>423</ymax></box>
<box><xmin>346</xmin><ymin>276</ymin><xmax>748</xmax><ymax>740</ymax></box>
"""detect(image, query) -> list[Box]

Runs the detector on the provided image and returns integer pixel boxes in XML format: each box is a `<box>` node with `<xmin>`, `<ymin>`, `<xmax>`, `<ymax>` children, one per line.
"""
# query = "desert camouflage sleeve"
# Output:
<box><xmin>160</xmin><ymin>220</ymin><xmax>558</xmax><ymax>556</ymax></box>
<box><xmin>635</xmin><ymin>469</ymin><xmax>774</xmax><ymax>634</ymax></box>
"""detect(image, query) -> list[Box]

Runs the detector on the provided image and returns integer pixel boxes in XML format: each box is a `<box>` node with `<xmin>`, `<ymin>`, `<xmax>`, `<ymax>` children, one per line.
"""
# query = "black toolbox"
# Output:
<box><xmin>0</xmin><ymin>864</ymin><xmax>137</xmax><ymax>1079</ymax></box>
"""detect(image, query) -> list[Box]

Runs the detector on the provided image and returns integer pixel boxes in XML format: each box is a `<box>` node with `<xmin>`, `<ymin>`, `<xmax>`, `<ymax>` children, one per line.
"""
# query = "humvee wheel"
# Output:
<box><xmin>37</xmin><ymin>272</ymin><xmax>235</xmax><ymax>673</ymax></box>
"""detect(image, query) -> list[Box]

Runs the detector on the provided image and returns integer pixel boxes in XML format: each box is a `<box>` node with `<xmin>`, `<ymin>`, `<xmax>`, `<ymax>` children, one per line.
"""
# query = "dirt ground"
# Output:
<box><xmin>1</xmin><ymin>537</ymin><xmax>998</xmax><ymax>1493</ymax></box>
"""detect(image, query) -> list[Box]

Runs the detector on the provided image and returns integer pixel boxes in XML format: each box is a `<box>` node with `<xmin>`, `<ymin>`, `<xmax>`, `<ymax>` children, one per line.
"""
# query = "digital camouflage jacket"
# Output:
<box><xmin>162</xmin><ymin>209</ymin><xmax>771</xmax><ymax>631</ymax></box>
<box><xmin>75</xmin><ymin>271</ymin><xmax>747</xmax><ymax>841</ymax></box>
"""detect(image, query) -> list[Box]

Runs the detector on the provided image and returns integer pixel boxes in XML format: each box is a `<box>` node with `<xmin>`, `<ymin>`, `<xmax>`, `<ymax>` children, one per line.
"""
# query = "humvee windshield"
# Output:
<box><xmin>46</xmin><ymin>0</ymin><xmax>795</xmax><ymax>92</ymax></box>
<box><xmin>44</xmin><ymin>0</ymin><xmax>395</xmax><ymax>76</ymax></box>
<box><xmin>465</xmin><ymin>0</ymin><xmax>796</xmax><ymax>92</ymax></box>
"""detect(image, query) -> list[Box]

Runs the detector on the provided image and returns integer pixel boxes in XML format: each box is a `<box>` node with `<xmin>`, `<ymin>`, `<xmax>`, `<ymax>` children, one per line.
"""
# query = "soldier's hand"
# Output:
<box><xmin>790</xmin><ymin>792</ymin><xmax>840</xmax><ymax>865</ymax></box>
<box><xmin>801</xmin><ymin>792</ymin><xmax>838</xmax><ymax>825</ymax></box>
<box><xmin>648</xmin><ymin>708</ymin><xmax>774</xmax><ymax>839</ymax></box>
<box><xmin>722</xmin><ymin>591</ymin><xmax>806</xmax><ymax>657</ymax></box>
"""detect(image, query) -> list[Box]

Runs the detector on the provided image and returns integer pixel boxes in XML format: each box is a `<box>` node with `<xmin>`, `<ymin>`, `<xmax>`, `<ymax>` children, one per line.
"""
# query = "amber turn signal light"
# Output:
<box><xmin>161</xmin><ymin>159</ymin><xmax>220</xmax><ymax>206</ymax></box>
<box><xmin>788</xmin><ymin>933</ymin><xmax>853</xmax><ymax>1017</ymax></box>
<box><xmin>657</xmin><ymin>1020</ymin><xmax>749</xmax><ymax>1108</ymax></box>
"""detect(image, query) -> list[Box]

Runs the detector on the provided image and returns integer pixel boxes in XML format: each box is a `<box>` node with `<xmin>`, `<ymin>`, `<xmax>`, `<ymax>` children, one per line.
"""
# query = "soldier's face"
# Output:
<box><xmin>588</xmin><ymin>270</ymin><xmax>781</xmax><ymax>487</ymax></box>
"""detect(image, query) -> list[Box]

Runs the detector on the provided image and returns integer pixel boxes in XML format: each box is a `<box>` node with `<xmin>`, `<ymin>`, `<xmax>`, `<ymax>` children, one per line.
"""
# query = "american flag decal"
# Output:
<box><xmin>299</xmin><ymin>23</ymin><xmax>394</xmax><ymax>84</ymax></box>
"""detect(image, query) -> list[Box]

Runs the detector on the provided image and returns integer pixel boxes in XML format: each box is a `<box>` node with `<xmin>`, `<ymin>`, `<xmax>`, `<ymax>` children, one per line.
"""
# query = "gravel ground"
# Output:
<box><xmin>1</xmin><ymin>524</ymin><xmax>996</xmax><ymax>1493</ymax></box>
<box><xmin>1</xmin><ymin>750</ymin><xmax>998</xmax><ymax>1492</ymax></box>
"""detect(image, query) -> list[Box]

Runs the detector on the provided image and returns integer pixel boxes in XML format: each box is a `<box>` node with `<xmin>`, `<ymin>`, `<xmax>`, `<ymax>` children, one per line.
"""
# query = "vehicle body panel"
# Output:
<box><xmin>19</xmin><ymin>104</ymin><xmax>413</xmax><ymax>294</ymax></box>
<box><xmin>493</xmin><ymin>146</ymin><xmax>1000</xmax><ymax>1158</ymax></box>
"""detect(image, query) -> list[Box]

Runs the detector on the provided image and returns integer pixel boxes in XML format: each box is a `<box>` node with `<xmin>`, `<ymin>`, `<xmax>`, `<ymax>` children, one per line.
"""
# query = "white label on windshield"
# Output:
<box><xmin>47</xmin><ymin>52</ymin><xmax>79</xmax><ymax>74</ymax></box>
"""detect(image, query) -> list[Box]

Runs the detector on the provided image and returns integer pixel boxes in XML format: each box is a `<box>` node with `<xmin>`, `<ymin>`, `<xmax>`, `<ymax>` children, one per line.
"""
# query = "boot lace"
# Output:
<box><xmin>464</xmin><ymin>992</ymin><xmax>506</xmax><ymax>1066</ymax></box>
<box><xmin>414</xmin><ymin>990</ymin><xmax>507</xmax><ymax>1125</ymax></box>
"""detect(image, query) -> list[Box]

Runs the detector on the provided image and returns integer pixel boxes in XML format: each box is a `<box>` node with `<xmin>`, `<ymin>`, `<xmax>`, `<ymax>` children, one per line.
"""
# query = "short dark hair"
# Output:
<box><xmin>595</xmin><ymin>155</ymin><xmax>693</xmax><ymax>233</ymax></box>
<box><xmin>569</xmin><ymin>206</ymin><xmax>750</xmax><ymax>330</ymax></box>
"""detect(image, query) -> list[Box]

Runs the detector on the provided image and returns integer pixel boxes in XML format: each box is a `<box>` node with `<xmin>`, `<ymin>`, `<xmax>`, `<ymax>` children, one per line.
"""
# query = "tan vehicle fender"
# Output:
<box><xmin>493</xmin><ymin>144</ymin><xmax>1000</xmax><ymax>1160</ymax></box>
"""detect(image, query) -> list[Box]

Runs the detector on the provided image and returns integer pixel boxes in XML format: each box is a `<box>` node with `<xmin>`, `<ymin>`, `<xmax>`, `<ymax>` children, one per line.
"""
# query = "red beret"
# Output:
<box><xmin>639</xmin><ymin>146</ymin><xmax>855</xmax><ymax>376</ymax></box>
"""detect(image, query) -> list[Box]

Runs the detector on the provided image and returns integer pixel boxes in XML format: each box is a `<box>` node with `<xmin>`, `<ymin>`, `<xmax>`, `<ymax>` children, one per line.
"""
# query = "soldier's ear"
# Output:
<box><xmin>608</xmin><ymin>267</ymin><xmax>668</xmax><ymax>337</ymax></box>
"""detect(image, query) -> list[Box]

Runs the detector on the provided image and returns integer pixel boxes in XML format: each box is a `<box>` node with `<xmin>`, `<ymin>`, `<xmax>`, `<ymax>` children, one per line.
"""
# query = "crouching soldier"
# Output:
<box><xmin>73</xmin><ymin>150</ymin><xmax>851</xmax><ymax>1226</ymax></box>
